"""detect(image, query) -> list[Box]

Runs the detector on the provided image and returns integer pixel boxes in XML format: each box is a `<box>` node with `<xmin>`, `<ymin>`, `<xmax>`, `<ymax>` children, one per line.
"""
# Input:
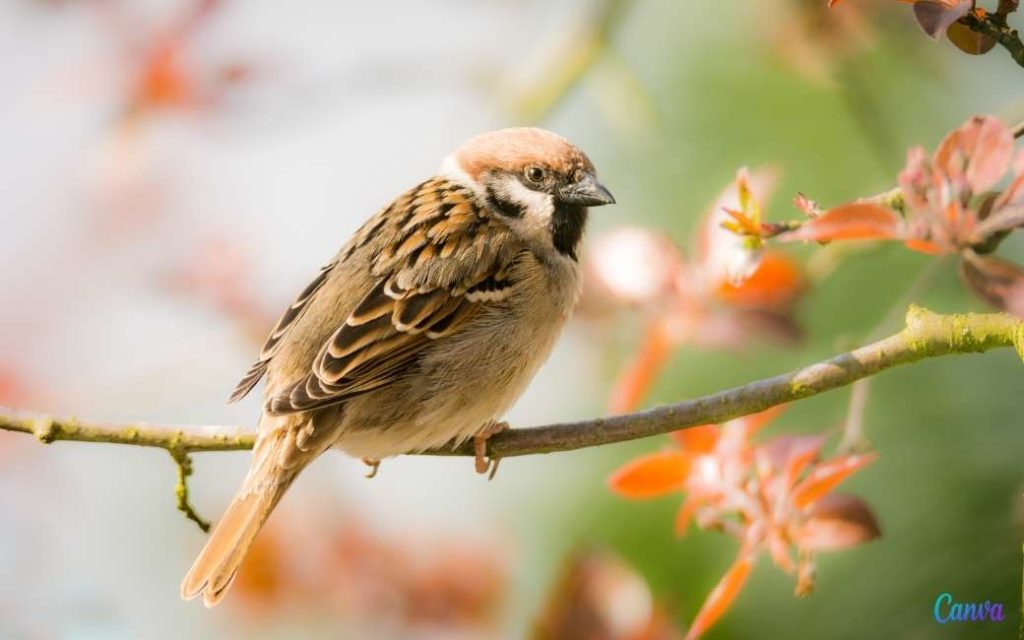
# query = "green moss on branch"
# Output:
<box><xmin>0</xmin><ymin>306</ymin><xmax>1020</xmax><ymax>475</ymax></box>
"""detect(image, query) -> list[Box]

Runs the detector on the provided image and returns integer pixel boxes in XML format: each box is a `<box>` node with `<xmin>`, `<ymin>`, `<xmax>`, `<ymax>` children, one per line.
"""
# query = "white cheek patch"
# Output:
<box><xmin>492</xmin><ymin>175</ymin><xmax>556</xmax><ymax>249</ymax></box>
<box><xmin>436</xmin><ymin>160</ymin><xmax>560</xmax><ymax>252</ymax></box>
<box><xmin>499</xmin><ymin>176</ymin><xmax>554</xmax><ymax>223</ymax></box>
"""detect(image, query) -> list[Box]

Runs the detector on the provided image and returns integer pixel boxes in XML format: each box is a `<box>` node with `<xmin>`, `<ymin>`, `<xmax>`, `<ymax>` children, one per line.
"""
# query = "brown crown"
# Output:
<box><xmin>452</xmin><ymin>127</ymin><xmax>596</xmax><ymax>182</ymax></box>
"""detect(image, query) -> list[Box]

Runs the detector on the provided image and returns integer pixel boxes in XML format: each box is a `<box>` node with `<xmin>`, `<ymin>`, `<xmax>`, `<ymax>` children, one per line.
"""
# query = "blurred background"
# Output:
<box><xmin>1</xmin><ymin>0</ymin><xmax>1023</xmax><ymax>638</ymax></box>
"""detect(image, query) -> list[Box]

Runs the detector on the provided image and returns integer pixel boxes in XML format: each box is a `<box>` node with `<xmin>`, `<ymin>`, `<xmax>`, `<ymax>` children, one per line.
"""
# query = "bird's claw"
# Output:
<box><xmin>474</xmin><ymin>421</ymin><xmax>509</xmax><ymax>480</ymax></box>
<box><xmin>362</xmin><ymin>458</ymin><xmax>381</xmax><ymax>479</ymax></box>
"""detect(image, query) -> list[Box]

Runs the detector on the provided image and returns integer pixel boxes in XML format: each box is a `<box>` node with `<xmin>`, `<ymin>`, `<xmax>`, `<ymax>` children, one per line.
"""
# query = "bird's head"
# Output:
<box><xmin>441</xmin><ymin>127</ymin><xmax>615</xmax><ymax>260</ymax></box>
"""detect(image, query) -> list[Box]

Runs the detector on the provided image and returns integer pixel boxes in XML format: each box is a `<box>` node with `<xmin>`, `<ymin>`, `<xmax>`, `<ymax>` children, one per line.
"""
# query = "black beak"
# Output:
<box><xmin>560</xmin><ymin>173</ymin><xmax>616</xmax><ymax>207</ymax></box>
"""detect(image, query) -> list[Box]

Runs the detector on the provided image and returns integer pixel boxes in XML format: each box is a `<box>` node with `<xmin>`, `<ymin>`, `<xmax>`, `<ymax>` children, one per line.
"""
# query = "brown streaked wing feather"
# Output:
<box><xmin>265</xmin><ymin>178</ymin><xmax>522</xmax><ymax>415</ymax></box>
<box><xmin>228</xmin><ymin>260</ymin><xmax>336</xmax><ymax>403</ymax></box>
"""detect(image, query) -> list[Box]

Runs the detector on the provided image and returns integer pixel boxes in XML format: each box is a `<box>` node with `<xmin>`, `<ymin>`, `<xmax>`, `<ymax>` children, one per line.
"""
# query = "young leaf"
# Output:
<box><xmin>947</xmin><ymin>21</ymin><xmax>997</xmax><ymax>54</ymax></box>
<box><xmin>670</xmin><ymin>424</ymin><xmax>721</xmax><ymax>453</ymax></box>
<box><xmin>765</xmin><ymin>434</ymin><xmax>829</xmax><ymax>489</ymax></box>
<box><xmin>792</xmin><ymin>453</ymin><xmax>878</xmax><ymax>509</ymax></box>
<box><xmin>912</xmin><ymin>0</ymin><xmax>971</xmax><ymax>39</ymax></box>
<box><xmin>715</xmin><ymin>251</ymin><xmax>804</xmax><ymax>308</ymax></box>
<box><xmin>778</xmin><ymin>203</ymin><xmax>901</xmax><ymax>243</ymax></box>
<box><xmin>798</xmin><ymin>493</ymin><xmax>882</xmax><ymax>551</ymax></box>
<box><xmin>903</xmin><ymin>238</ymin><xmax>951</xmax><ymax>255</ymax></box>
<box><xmin>674</xmin><ymin>496</ymin><xmax>701</xmax><ymax>538</ymax></box>
<box><xmin>608</xmin><ymin>321</ymin><xmax>675</xmax><ymax>414</ymax></box>
<box><xmin>608</xmin><ymin>450</ymin><xmax>691</xmax><ymax>498</ymax></box>
<box><xmin>935</xmin><ymin>115</ymin><xmax>1015</xmax><ymax>194</ymax></box>
<box><xmin>971</xmin><ymin>205</ymin><xmax>1024</xmax><ymax>244</ymax></box>
<box><xmin>960</xmin><ymin>253</ymin><xmax>1024</xmax><ymax>318</ymax></box>
<box><xmin>684</xmin><ymin>550</ymin><xmax>757</xmax><ymax>640</ymax></box>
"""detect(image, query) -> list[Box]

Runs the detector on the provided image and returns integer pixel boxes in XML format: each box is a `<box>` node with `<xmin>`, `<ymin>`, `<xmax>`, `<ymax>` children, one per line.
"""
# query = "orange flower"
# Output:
<box><xmin>684</xmin><ymin>548</ymin><xmax>756</xmax><ymax>640</ymax></box>
<box><xmin>591</xmin><ymin>170</ymin><xmax>806</xmax><ymax>414</ymax></box>
<box><xmin>715</xmin><ymin>251</ymin><xmax>804</xmax><ymax>309</ymax></box>
<box><xmin>609</xmin><ymin>407</ymin><xmax>881</xmax><ymax>639</ymax></box>
<box><xmin>777</xmin><ymin>116</ymin><xmax>1020</xmax><ymax>257</ymax></box>
<box><xmin>770</xmin><ymin>115</ymin><xmax>1024</xmax><ymax>317</ymax></box>
<box><xmin>703</xmin><ymin>167</ymin><xmax>777</xmax><ymax>287</ymax></box>
<box><xmin>610</xmin><ymin>406</ymin><xmax>783</xmax><ymax>537</ymax></box>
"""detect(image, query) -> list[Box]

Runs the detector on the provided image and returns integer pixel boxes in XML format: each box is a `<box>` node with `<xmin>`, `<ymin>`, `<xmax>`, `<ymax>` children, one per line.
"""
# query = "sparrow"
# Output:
<box><xmin>181</xmin><ymin>127</ymin><xmax>615</xmax><ymax>606</ymax></box>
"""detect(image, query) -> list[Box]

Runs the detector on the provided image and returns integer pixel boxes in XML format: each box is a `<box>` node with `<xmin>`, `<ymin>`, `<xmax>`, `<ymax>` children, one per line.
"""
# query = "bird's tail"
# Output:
<box><xmin>180</xmin><ymin>461</ymin><xmax>297</xmax><ymax>607</ymax></box>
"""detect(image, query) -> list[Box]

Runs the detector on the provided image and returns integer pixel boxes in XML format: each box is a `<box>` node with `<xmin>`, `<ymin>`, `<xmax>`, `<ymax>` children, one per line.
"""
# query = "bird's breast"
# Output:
<box><xmin>333</xmin><ymin>251</ymin><xmax>581</xmax><ymax>459</ymax></box>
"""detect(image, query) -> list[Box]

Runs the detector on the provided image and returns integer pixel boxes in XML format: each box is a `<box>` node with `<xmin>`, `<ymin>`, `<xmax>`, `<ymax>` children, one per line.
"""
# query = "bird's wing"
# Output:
<box><xmin>229</xmin><ymin>260</ymin><xmax>337</xmax><ymax>403</ymax></box>
<box><xmin>265</xmin><ymin>178</ymin><xmax>523</xmax><ymax>415</ymax></box>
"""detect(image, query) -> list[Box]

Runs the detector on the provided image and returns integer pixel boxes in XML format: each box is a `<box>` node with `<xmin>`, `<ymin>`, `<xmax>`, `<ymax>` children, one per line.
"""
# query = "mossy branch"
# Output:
<box><xmin>0</xmin><ymin>307</ymin><xmax>1020</xmax><ymax>529</ymax></box>
<box><xmin>1</xmin><ymin>414</ymin><xmax>253</xmax><ymax>452</ymax></box>
<box><xmin>170</xmin><ymin>450</ymin><xmax>210</xmax><ymax>533</ymax></box>
<box><xmin>1</xmin><ymin>306</ymin><xmax>1019</xmax><ymax>462</ymax></box>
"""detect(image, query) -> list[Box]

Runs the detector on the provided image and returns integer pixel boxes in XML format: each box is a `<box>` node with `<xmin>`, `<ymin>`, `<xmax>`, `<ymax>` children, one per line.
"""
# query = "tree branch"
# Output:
<box><xmin>504</xmin><ymin>0</ymin><xmax>635</xmax><ymax>122</ymax></box>
<box><xmin>170</xmin><ymin>450</ymin><xmax>211</xmax><ymax>532</ymax></box>
<box><xmin>1</xmin><ymin>307</ymin><xmax>1020</xmax><ymax>461</ymax></box>
<box><xmin>961</xmin><ymin>10</ymin><xmax>1024</xmax><ymax>69</ymax></box>
<box><xmin>0</xmin><ymin>413</ymin><xmax>254</xmax><ymax>452</ymax></box>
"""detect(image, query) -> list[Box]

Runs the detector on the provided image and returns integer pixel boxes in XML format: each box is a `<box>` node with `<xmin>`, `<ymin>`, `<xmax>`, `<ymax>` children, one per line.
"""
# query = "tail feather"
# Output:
<box><xmin>183</xmin><ymin>410</ymin><xmax>340</xmax><ymax>606</ymax></box>
<box><xmin>180</xmin><ymin>471</ymin><xmax>296</xmax><ymax>607</ymax></box>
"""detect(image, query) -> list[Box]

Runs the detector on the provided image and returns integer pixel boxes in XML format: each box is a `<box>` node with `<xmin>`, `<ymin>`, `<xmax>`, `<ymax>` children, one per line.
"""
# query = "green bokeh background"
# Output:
<box><xmin>530</xmin><ymin>2</ymin><xmax>1024</xmax><ymax>638</ymax></box>
<box><xmin>3</xmin><ymin>2</ymin><xmax>1023</xmax><ymax>638</ymax></box>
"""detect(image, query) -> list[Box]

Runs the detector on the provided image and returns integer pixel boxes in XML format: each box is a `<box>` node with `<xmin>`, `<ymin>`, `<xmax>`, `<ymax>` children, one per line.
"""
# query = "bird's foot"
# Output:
<box><xmin>362</xmin><ymin>458</ymin><xmax>381</xmax><ymax>479</ymax></box>
<box><xmin>474</xmin><ymin>420</ymin><xmax>509</xmax><ymax>480</ymax></box>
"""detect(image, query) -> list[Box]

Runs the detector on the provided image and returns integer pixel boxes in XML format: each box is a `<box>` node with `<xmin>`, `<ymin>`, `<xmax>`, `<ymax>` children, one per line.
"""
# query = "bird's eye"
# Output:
<box><xmin>525</xmin><ymin>166</ymin><xmax>546</xmax><ymax>184</ymax></box>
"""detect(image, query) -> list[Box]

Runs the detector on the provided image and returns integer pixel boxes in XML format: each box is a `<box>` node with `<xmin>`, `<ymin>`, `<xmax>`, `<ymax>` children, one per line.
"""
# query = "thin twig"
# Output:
<box><xmin>837</xmin><ymin>59</ymin><xmax>900</xmax><ymax>179</ymax></box>
<box><xmin>503</xmin><ymin>0</ymin><xmax>635</xmax><ymax>122</ymax></box>
<box><xmin>1</xmin><ymin>307</ymin><xmax>1020</xmax><ymax>462</ymax></box>
<box><xmin>960</xmin><ymin>10</ymin><xmax>1024</xmax><ymax>69</ymax></box>
<box><xmin>837</xmin><ymin>257</ymin><xmax>948</xmax><ymax>452</ymax></box>
<box><xmin>839</xmin><ymin>379</ymin><xmax>872</xmax><ymax>454</ymax></box>
<box><xmin>170</xmin><ymin>450</ymin><xmax>210</xmax><ymax>532</ymax></box>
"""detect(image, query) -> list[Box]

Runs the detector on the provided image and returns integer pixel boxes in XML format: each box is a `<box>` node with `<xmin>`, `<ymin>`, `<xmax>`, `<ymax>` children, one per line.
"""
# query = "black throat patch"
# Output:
<box><xmin>551</xmin><ymin>202</ymin><xmax>588</xmax><ymax>261</ymax></box>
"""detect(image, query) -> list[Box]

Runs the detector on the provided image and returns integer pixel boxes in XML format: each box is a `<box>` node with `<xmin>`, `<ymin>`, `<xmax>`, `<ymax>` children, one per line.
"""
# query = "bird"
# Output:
<box><xmin>180</xmin><ymin>127</ymin><xmax>615</xmax><ymax>607</ymax></box>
